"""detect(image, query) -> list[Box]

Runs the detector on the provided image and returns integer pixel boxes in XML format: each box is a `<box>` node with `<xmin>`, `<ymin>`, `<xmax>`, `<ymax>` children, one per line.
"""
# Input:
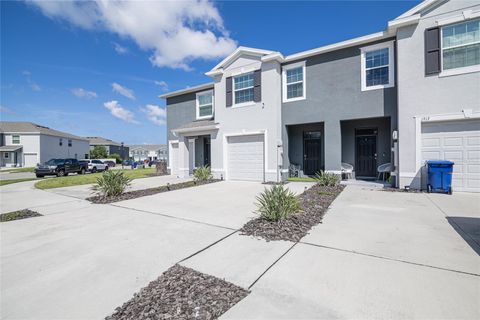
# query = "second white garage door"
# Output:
<box><xmin>421</xmin><ymin>119</ymin><xmax>480</xmax><ymax>192</ymax></box>
<box><xmin>227</xmin><ymin>134</ymin><xmax>264</xmax><ymax>181</ymax></box>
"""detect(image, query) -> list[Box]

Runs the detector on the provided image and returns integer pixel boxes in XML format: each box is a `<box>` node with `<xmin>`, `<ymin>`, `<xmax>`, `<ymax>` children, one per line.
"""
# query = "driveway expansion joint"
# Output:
<box><xmin>178</xmin><ymin>230</ymin><xmax>239</xmax><ymax>264</ymax></box>
<box><xmin>300</xmin><ymin>241</ymin><xmax>480</xmax><ymax>277</ymax></box>
<box><xmin>109</xmin><ymin>203</ymin><xmax>237</xmax><ymax>231</ymax></box>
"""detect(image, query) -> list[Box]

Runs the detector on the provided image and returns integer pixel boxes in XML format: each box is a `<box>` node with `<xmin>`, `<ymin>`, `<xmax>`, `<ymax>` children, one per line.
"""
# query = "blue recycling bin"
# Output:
<box><xmin>426</xmin><ymin>160</ymin><xmax>454</xmax><ymax>194</ymax></box>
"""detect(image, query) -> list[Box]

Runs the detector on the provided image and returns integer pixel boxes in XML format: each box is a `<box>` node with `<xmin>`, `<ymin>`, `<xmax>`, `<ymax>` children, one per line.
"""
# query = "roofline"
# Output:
<box><xmin>284</xmin><ymin>31</ymin><xmax>391</xmax><ymax>63</ymax></box>
<box><xmin>395</xmin><ymin>0</ymin><xmax>440</xmax><ymax>20</ymax></box>
<box><xmin>208</xmin><ymin>46</ymin><xmax>274</xmax><ymax>72</ymax></box>
<box><xmin>0</xmin><ymin>130</ymin><xmax>88</xmax><ymax>141</ymax></box>
<box><xmin>159</xmin><ymin>82</ymin><xmax>214</xmax><ymax>99</ymax></box>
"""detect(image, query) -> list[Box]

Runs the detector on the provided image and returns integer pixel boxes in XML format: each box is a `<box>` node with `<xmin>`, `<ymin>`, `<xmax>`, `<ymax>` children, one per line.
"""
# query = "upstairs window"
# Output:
<box><xmin>442</xmin><ymin>19</ymin><xmax>480</xmax><ymax>71</ymax></box>
<box><xmin>196</xmin><ymin>90</ymin><xmax>214</xmax><ymax>119</ymax></box>
<box><xmin>361</xmin><ymin>41</ymin><xmax>395</xmax><ymax>91</ymax></box>
<box><xmin>233</xmin><ymin>73</ymin><xmax>254</xmax><ymax>105</ymax></box>
<box><xmin>68</xmin><ymin>139</ymin><xmax>72</xmax><ymax>147</ymax></box>
<box><xmin>59</xmin><ymin>138</ymin><xmax>63</xmax><ymax>146</ymax></box>
<box><xmin>12</xmin><ymin>135</ymin><xmax>20</xmax><ymax>144</ymax></box>
<box><xmin>283</xmin><ymin>61</ymin><xmax>306</xmax><ymax>102</ymax></box>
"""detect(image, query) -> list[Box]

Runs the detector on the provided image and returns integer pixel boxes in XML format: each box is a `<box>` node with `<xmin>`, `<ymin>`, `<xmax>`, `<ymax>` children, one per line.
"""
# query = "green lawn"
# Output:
<box><xmin>0</xmin><ymin>167</ymin><xmax>35</xmax><ymax>173</ymax></box>
<box><xmin>0</xmin><ymin>178</ymin><xmax>38</xmax><ymax>186</ymax></box>
<box><xmin>287</xmin><ymin>177</ymin><xmax>317</xmax><ymax>182</ymax></box>
<box><xmin>34</xmin><ymin>168</ymin><xmax>156</xmax><ymax>189</ymax></box>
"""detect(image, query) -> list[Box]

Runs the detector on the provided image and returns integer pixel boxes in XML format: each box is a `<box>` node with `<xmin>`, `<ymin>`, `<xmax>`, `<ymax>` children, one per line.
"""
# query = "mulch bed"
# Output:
<box><xmin>240</xmin><ymin>184</ymin><xmax>345</xmax><ymax>242</ymax></box>
<box><xmin>88</xmin><ymin>180</ymin><xmax>220</xmax><ymax>204</ymax></box>
<box><xmin>106</xmin><ymin>264</ymin><xmax>249</xmax><ymax>320</ymax></box>
<box><xmin>0</xmin><ymin>209</ymin><xmax>43</xmax><ymax>222</ymax></box>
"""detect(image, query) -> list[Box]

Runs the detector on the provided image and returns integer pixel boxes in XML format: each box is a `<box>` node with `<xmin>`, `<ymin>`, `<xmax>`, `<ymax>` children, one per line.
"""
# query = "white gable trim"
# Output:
<box><xmin>206</xmin><ymin>46</ymin><xmax>273</xmax><ymax>76</ymax></box>
<box><xmin>395</xmin><ymin>0</ymin><xmax>442</xmax><ymax>20</ymax></box>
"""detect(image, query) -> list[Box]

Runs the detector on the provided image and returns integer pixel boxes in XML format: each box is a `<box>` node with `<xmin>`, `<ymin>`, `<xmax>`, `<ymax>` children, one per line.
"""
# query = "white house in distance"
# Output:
<box><xmin>128</xmin><ymin>144</ymin><xmax>167</xmax><ymax>162</ymax></box>
<box><xmin>0</xmin><ymin>121</ymin><xmax>90</xmax><ymax>167</ymax></box>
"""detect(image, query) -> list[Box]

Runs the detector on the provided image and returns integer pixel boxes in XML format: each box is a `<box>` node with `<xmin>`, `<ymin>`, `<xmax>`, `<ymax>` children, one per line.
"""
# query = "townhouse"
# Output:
<box><xmin>162</xmin><ymin>0</ymin><xmax>480</xmax><ymax>192</ymax></box>
<box><xmin>0</xmin><ymin>122</ymin><xmax>90</xmax><ymax>167</ymax></box>
<box><xmin>128</xmin><ymin>144</ymin><xmax>167</xmax><ymax>162</ymax></box>
<box><xmin>87</xmin><ymin>136</ymin><xmax>129</xmax><ymax>159</ymax></box>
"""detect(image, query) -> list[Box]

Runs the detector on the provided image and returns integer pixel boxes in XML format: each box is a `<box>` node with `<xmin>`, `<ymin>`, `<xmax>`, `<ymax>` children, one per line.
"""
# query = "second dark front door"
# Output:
<box><xmin>303</xmin><ymin>131</ymin><xmax>322</xmax><ymax>175</ymax></box>
<box><xmin>355</xmin><ymin>131</ymin><xmax>377</xmax><ymax>178</ymax></box>
<box><xmin>203</xmin><ymin>138</ymin><xmax>211</xmax><ymax>167</ymax></box>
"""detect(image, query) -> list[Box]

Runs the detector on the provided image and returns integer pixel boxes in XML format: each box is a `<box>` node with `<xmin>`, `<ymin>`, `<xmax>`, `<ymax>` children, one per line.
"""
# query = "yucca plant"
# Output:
<box><xmin>193</xmin><ymin>165</ymin><xmax>213</xmax><ymax>182</ymax></box>
<box><xmin>93</xmin><ymin>170</ymin><xmax>131</xmax><ymax>198</ymax></box>
<box><xmin>314</xmin><ymin>171</ymin><xmax>340</xmax><ymax>187</ymax></box>
<box><xmin>255</xmin><ymin>185</ymin><xmax>301</xmax><ymax>221</ymax></box>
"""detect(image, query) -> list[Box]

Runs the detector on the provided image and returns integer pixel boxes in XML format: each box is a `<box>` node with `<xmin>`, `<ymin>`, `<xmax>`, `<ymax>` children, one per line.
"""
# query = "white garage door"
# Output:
<box><xmin>24</xmin><ymin>153</ymin><xmax>38</xmax><ymax>167</ymax></box>
<box><xmin>170</xmin><ymin>142</ymin><xmax>179</xmax><ymax>175</ymax></box>
<box><xmin>227</xmin><ymin>134</ymin><xmax>264</xmax><ymax>181</ymax></box>
<box><xmin>421</xmin><ymin>120</ymin><xmax>480</xmax><ymax>192</ymax></box>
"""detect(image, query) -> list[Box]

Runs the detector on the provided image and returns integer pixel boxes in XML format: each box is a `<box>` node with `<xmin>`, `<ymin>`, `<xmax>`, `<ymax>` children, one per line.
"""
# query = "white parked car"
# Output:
<box><xmin>81</xmin><ymin>159</ymin><xmax>108</xmax><ymax>173</ymax></box>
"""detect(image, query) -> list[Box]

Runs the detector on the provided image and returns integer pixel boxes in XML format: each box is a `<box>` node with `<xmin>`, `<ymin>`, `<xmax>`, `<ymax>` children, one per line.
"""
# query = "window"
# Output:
<box><xmin>233</xmin><ymin>73</ymin><xmax>254</xmax><ymax>105</ymax></box>
<box><xmin>361</xmin><ymin>41</ymin><xmax>395</xmax><ymax>91</ymax></box>
<box><xmin>59</xmin><ymin>138</ymin><xmax>63</xmax><ymax>146</ymax></box>
<box><xmin>442</xmin><ymin>19</ymin><xmax>480</xmax><ymax>71</ymax></box>
<box><xmin>4</xmin><ymin>152</ymin><xmax>9</xmax><ymax>159</ymax></box>
<box><xmin>196</xmin><ymin>90</ymin><xmax>214</xmax><ymax>119</ymax></box>
<box><xmin>12</xmin><ymin>135</ymin><xmax>20</xmax><ymax>144</ymax></box>
<box><xmin>282</xmin><ymin>61</ymin><xmax>306</xmax><ymax>102</ymax></box>
<box><xmin>68</xmin><ymin>139</ymin><xmax>72</xmax><ymax>147</ymax></box>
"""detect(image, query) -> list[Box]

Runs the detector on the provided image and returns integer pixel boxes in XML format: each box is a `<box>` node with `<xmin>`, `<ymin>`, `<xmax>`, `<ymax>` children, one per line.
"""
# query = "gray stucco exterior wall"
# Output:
<box><xmin>281</xmin><ymin>39</ymin><xmax>398</xmax><ymax>173</ymax></box>
<box><xmin>166</xmin><ymin>93</ymin><xmax>198</xmax><ymax>142</ymax></box>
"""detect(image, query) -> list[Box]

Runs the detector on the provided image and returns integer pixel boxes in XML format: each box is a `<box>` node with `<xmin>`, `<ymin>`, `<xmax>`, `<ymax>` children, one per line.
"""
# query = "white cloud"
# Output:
<box><xmin>28</xmin><ymin>0</ymin><xmax>237</xmax><ymax>70</ymax></box>
<box><xmin>103</xmin><ymin>100</ymin><xmax>138</xmax><ymax>124</ymax></box>
<box><xmin>112</xmin><ymin>42</ymin><xmax>128</xmax><ymax>55</ymax></box>
<box><xmin>0</xmin><ymin>105</ymin><xmax>15</xmax><ymax>114</ymax></box>
<box><xmin>141</xmin><ymin>104</ymin><xmax>166</xmax><ymax>126</ymax></box>
<box><xmin>71</xmin><ymin>87</ymin><xmax>98</xmax><ymax>99</ymax></box>
<box><xmin>154</xmin><ymin>80</ymin><xmax>168</xmax><ymax>92</ymax></box>
<box><xmin>112</xmin><ymin>82</ymin><xmax>135</xmax><ymax>100</ymax></box>
<box><xmin>21</xmin><ymin>70</ymin><xmax>41</xmax><ymax>91</ymax></box>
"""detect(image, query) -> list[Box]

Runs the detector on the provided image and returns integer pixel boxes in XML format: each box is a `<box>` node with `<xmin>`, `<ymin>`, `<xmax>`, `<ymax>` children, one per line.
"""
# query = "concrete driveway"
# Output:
<box><xmin>0</xmin><ymin>180</ymin><xmax>312</xmax><ymax>319</ymax></box>
<box><xmin>220</xmin><ymin>186</ymin><xmax>480</xmax><ymax>319</ymax></box>
<box><xmin>1</xmin><ymin>182</ymin><xmax>478</xmax><ymax>319</ymax></box>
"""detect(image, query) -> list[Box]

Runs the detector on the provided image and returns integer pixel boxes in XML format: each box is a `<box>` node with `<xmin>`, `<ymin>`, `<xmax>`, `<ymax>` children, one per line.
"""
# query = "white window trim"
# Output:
<box><xmin>196</xmin><ymin>90</ymin><xmax>214</xmax><ymax>120</ymax></box>
<box><xmin>439</xmin><ymin>18</ymin><xmax>480</xmax><ymax>77</ymax></box>
<box><xmin>4</xmin><ymin>152</ymin><xmax>9</xmax><ymax>159</ymax></box>
<box><xmin>233</xmin><ymin>72</ymin><xmax>255</xmax><ymax>107</ymax></box>
<box><xmin>282</xmin><ymin>61</ymin><xmax>306</xmax><ymax>103</ymax></box>
<box><xmin>12</xmin><ymin>135</ymin><xmax>20</xmax><ymax>144</ymax></box>
<box><xmin>360</xmin><ymin>41</ymin><xmax>395</xmax><ymax>91</ymax></box>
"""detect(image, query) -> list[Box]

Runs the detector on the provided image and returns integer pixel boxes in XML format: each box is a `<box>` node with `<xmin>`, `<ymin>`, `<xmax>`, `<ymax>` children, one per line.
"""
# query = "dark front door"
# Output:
<box><xmin>203</xmin><ymin>138</ymin><xmax>211</xmax><ymax>167</ymax></box>
<box><xmin>355</xmin><ymin>130</ymin><xmax>377</xmax><ymax>178</ymax></box>
<box><xmin>303</xmin><ymin>131</ymin><xmax>322</xmax><ymax>175</ymax></box>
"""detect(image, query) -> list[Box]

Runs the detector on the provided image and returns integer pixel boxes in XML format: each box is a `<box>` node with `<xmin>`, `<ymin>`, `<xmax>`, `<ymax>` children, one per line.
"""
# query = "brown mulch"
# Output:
<box><xmin>0</xmin><ymin>209</ymin><xmax>43</xmax><ymax>222</ymax></box>
<box><xmin>87</xmin><ymin>180</ymin><xmax>220</xmax><ymax>204</ymax></box>
<box><xmin>105</xmin><ymin>264</ymin><xmax>249</xmax><ymax>320</ymax></box>
<box><xmin>240</xmin><ymin>184</ymin><xmax>345</xmax><ymax>242</ymax></box>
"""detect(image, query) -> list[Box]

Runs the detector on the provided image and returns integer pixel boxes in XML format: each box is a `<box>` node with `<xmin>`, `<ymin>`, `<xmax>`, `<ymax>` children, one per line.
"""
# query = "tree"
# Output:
<box><xmin>109</xmin><ymin>153</ymin><xmax>122</xmax><ymax>164</ymax></box>
<box><xmin>90</xmin><ymin>146</ymin><xmax>108</xmax><ymax>159</ymax></box>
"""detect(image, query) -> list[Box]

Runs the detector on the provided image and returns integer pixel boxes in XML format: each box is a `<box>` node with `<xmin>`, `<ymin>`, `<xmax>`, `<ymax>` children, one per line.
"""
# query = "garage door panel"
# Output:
<box><xmin>421</xmin><ymin>119</ymin><xmax>480</xmax><ymax>192</ymax></box>
<box><xmin>227</xmin><ymin>134</ymin><xmax>264</xmax><ymax>181</ymax></box>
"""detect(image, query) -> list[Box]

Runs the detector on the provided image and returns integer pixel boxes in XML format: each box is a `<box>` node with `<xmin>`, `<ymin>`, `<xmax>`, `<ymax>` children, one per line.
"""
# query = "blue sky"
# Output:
<box><xmin>1</xmin><ymin>0</ymin><xmax>420</xmax><ymax>145</ymax></box>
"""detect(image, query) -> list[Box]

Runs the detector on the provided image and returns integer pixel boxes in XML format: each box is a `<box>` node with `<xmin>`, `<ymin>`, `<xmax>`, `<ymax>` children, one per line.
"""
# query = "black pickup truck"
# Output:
<box><xmin>35</xmin><ymin>158</ymin><xmax>88</xmax><ymax>178</ymax></box>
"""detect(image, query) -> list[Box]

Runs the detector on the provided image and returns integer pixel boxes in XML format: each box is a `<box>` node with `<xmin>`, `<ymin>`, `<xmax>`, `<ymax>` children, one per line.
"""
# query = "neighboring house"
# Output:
<box><xmin>86</xmin><ymin>136</ymin><xmax>129</xmax><ymax>159</ymax></box>
<box><xmin>0</xmin><ymin>122</ymin><xmax>90</xmax><ymax>167</ymax></box>
<box><xmin>128</xmin><ymin>144</ymin><xmax>167</xmax><ymax>162</ymax></box>
<box><xmin>162</xmin><ymin>0</ymin><xmax>479</xmax><ymax>193</ymax></box>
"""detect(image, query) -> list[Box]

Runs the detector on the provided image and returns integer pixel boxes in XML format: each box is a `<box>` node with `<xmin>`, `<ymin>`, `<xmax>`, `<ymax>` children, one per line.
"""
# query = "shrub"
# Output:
<box><xmin>255</xmin><ymin>185</ymin><xmax>301</xmax><ymax>222</ymax></box>
<box><xmin>314</xmin><ymin>171</ymin><xmax>340</xmax><ymax>187</ymax></box>
<box><xmin>109</xmin><ymin>153</ymin><xmax>122</xmax><ymax>164</ymax></box>
<box><xmin>90</xmin><ymin>145</ymin><xmax>108</xmax><ymax>159</ymax></box>
<box><xmin>93</xmin><ymin>170</ymin><xmax>131</xmax><ymax>198</ymax></box>
<box><xmin>193</xmin><ymin>165</ymin><xmax>213</xmax><ymax>182</ymax></box>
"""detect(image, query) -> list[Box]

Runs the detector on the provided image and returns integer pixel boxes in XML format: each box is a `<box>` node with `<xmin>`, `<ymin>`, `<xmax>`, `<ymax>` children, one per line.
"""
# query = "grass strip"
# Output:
<box><xmin>34</xmin><ymin>168</ymin><xmax>156</xmax><ymax>189</ymax></box>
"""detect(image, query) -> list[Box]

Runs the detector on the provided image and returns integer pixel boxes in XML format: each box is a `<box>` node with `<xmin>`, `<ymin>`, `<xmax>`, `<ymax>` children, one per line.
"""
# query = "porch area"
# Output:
<box><xmin>284</xmin><ymin>116</ymin><xmax>393</xmax><ymax>181</ymax></box>
<box><xmin>0</xmin><ymin>145</ymin><xmax>23</xmax><ymax>168</ymax></box>
<box><xmin>169</xmin><ymin>120</ymin><xmax>217</xmax><ymax>178</ymax></box>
